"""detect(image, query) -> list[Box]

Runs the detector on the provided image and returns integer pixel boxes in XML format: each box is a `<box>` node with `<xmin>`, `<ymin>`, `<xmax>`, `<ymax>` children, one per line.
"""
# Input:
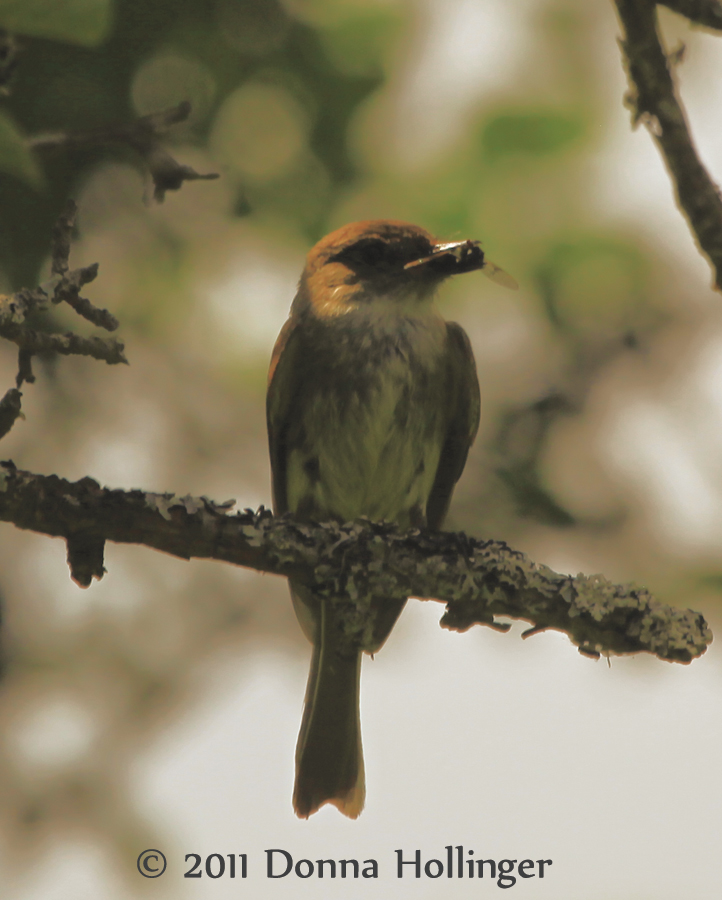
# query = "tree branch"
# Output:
<box><xmin>28</xmin><ymin>101</ymin><xmax>220</xmax><ymax>202</ymax></box>
<box><xmin>0</xmin><ymin>461</ymin><xmax>711</xmax><ymax>663</ymax></box>
<box><xmin>614</xmin><ymin>0</ymin><xmax>722</xmax><ymax>289</ymax></box>
<box><xmin>660</xmin><ymin>0</ymin><xmax>722</xmax><ymax>29</ymax></box>
<box><xmin>0</xmin><ymin>201</ymin><xmax>124</xmax><ymax>352</ymax></box>
<box><xmin>0</xmin><ymin>274</ymin><xmax>126</xmax><ymax>365</ymax></box>
<box><xmin>0</xmin><ymin>315</ymin><xmax>127</xmax><ymax>365</ymax></box>
<box><xmin>50</xmin><ymin>200</ymin><xmax>119</xmax><ymax>330</ymax></box>
<box><xmin>0</xmin><ymin>200</ymin><xmax>126</xmax><ymax>436</ymax></box>
<box><xmin>0</xmin><ymin>388</ymin><xmax>21</xmax><ymax>439</ymax></box>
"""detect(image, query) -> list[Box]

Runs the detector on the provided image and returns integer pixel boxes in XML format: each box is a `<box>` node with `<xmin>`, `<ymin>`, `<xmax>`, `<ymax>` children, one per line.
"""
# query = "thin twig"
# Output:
<box><xmin>0</xmin><ymin>203</ymin><xmax>126</xmax><ymax>439</ymax></box>
<box><xmin>0</xmin><ymin>268</ymin><xmax>125</xmax><ymax>364</ymax></box>
<box><xmin>51</xmin><ymin>199</ymin><xmax>75</xmax><ymax>276</ymax></box>
<box><xmin>51</xmin><ymin>262</ymin><xmax>120</xmax><ymax>331</ymax></box>
<box><xmin>660</xmin><ymin>0</ymin><xmax>722</xmax><ymax>29</ymax></box>
<box><xmin>29</xmin><ymin>102</ymin><xmax>219</xmax><ymax>202</ymax></box>
<box><xmin>0</xmin><ymin>389</ymin><xmax>22</xmax><ymax>439</ymax></box>
<box><xmin>16</xmin><ymin>348</ymin><xmax>34</xmax><ymax>386</ymax></box>
<box><xmin>614</xmin><ymin>0</ymin><xmax>722</xmax><ymax>289</ymax></box>
<box><xmin>46</xmin><ymin>200</ymin><xmax>119</xmax><ymax>330</ymax></box>
<box><xmin>0</xmin><ymin>317</ymin><xmax>127</xmax><ymax>364</ymax></box>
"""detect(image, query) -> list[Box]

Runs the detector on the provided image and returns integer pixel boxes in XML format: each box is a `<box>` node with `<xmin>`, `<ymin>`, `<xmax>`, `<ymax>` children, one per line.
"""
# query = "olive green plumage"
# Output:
<box><xmin>267</xmin><ymin>220</ymin><xmax>481</xmax><ymax>818</ymax></box>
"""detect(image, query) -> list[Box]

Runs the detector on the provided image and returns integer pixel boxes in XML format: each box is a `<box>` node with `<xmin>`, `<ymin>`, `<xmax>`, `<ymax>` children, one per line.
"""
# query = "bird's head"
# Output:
<box><xmin>294</xmin><ymin>220</ymin><xmax>495</xmax><ymax>318</ymax></box>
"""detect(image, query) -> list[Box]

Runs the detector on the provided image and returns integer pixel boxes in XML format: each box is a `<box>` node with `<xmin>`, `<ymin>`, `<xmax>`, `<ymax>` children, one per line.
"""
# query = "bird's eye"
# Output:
<box><xmin>330</xmin><ymin>238</ymin><xmax>395</xmax><ymax>270</ymax></box>
<box><xmin>349</xmin><ymin>238</ymin><xmax>389</xmax><ymax>266</ymax></box>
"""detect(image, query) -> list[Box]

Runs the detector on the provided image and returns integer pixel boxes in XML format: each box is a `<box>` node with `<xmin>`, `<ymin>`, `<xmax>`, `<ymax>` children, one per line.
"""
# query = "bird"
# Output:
<box><xmin>267</xmin><ymin>219</ymin><xmax>514</xmax><ymax>819</ymax></box>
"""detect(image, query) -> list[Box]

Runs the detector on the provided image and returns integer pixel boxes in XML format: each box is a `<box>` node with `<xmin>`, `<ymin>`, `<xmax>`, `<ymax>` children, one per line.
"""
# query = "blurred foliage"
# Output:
<box><xmin>0</xmin><ymin>0</ymin><xmax>698</xmax><ymax>546</ymax></box>
<box><xmin>535</xmin><ymin>236</ymin><xmax>649</xmax><ymax>333</ymax></box>
<box><xmin>0</xmin><ymin>109</ymin><xmax>40</xmax><ymax>185</ymax></box>
<box><xmin>0</xmin><ymin>0</ymin><xmax>112</xmax><ymax>47</ymax></box>
<box><xmin>0</xmin><ymin>0</ymin><xmax>387</xmax><ymax>286</ymax></box>
<box><xmin>495</xmin><ymin>392</ymin><xmax>578</xmax><ymax>528</ymax></box>
<box><xmin>480</xmin><ymin>108</ymin><xmax>584</xmax><ymax>161</ymax></box>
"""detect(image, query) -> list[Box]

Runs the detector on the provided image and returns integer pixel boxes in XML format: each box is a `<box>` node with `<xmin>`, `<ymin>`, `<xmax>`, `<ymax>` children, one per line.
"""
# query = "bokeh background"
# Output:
<box><xmin>1</xmin><ymin>0</ymin><xmax>722</xmax><ymax>896</ymax></box>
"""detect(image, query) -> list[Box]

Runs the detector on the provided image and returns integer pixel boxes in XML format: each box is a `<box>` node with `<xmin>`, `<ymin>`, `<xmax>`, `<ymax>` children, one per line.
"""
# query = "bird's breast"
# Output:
<box><xmin>286</xmin><ymin>309</ymin><xmax>449</xmax><ymax>527</ymax></box>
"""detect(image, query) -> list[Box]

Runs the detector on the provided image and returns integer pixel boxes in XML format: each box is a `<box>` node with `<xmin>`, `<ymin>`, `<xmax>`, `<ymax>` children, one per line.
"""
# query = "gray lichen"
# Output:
<box><xmin>0</xmin><ymin>461</ymin><xmax>713</xmax><ymax>664</ymax></box>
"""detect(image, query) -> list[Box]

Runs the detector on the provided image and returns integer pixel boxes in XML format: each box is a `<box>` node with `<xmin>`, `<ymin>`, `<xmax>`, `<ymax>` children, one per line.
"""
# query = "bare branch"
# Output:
<box><xmin>614</xmin><ymin>0</ymin><xmax>722</xmax><ymax>289</ymax></box>
<box><xmin>0</xmin><ymin>201</ymin><xmax>126</xmax><ymax>396</ymax></box>
<box><xmin>47</xmin><ymin>200</ymin><xmax>119</xmax><ymax>330</ymax></box>
<box><xmin>0</xmin><ymin>290</ymin><xmax>126</xmax><ymax>364</ymax></box>
<box><xmin>0</xmin><ymin>389</ymin><xmax>22</xmax><ymax>439</ymax></box>
<box><xmin>0</xmin><ymin>461</ymin><xmax>711</xmax><ymax>664</ymax></box>
<box><xmin>142</xmin><ymin>144</ymin><xmax>220</xmax><ymax>202</ymax></box>
<box><xmin>16</xmin><ymin>348</ymin><xmax>33</xmax><ymax>386</ymax></box>
<box><xmin>28</xmin><ymin>102</ymin><xmax>220</xmax><ymax>203</ymax></box>
<box><xmin>0</xmin><ymin>321</ymin><xmax>127</xmax><ymax>364</ymax></box>
<box><xmin>660</xmin><ymin>0</ymin><xmax>722</xmax><ymax>29</ymax></box>
<box><xmin>51</xmin><ymin>262</ymin><xmax>121</xmax><ymax>331</ymax></box>
<box><xmin>51</xmin><ymin>199</ymin><xmax>75</xmax><ymax>276</ymax></box>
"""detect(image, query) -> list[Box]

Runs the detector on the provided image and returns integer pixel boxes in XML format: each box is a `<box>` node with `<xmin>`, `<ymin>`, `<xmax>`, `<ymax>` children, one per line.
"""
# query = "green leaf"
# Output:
<box><xmin>0</xmin><ymin>110</ymin><xmax>41</xmax><ymax>187</ymax></box>
<box><xmin>319</xmin><ymin>11</ymin><xmax>401</xmax><ymax>76</ymax></box>
<box><xmin>534</xmin><ymin>237</ymin><xmax>648</xmax><ymax>332</ymax></box>
<box><xmin>0</xmin><ymin>0</ymin><xmax>113</xmax><ymax>46</ymax></box>
<box><xmin>481</xmin><ymin>110</ymin><xmax>583</xmax><ymax>161</ymax></box>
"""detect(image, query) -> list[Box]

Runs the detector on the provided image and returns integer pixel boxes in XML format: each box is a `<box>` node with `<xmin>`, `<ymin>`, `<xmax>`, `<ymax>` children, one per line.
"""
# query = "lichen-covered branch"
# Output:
<box><xmin>0</xmin><ymin>317</ymin><xmax>127</xmax><ymax>365</ymax></box>
<box><xmin>0</xmin><ymin>262</ymin><xmax>126</xmax><ymax>365</ymax></box>
<box><xmin>614</xmin><ymin>0</ymin><xmax>722</xmax><ymax>289</ymax></box>
<box><xmin>0</xmin><ymin>461</ymin><xmax>711</xmax><ymax>664</ymax></box>
<box><xmin>0</xmin><ymin>201</ymin><xmax>127</xmax><ymax>438</ymax></box>
<box><xmin>28</xmin><ymin>102</ymin><xmax>219</xmax><ymax>202</ymax></box>
<box><xmin>50</xmin><ymin>201</ymin><xmax>119</xmax><ymax>330</ymax></box>
<box><xmin>0</xmin><ymin>203</ymin><xmax>124</xmax><ymax>353</ymax></box>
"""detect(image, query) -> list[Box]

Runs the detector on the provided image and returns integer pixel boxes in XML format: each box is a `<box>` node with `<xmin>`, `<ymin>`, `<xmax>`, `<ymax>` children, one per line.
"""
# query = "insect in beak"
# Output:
<box><xmin>404</xmin><ymin>239</ymin><xmax>518</xmax><ymax>289</ymax></box>
<box><xmin>480</xmin><ymin>260</ymin><xmax>519</xmax><ymax>290</ymax></box>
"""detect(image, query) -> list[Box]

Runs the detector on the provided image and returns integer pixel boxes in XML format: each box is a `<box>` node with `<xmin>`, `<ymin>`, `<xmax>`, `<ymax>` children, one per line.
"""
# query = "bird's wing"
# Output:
<box><xmin>425</xmin><ymin>321</ymin><xmax>480</xmax><ymax>530</ymax></box>
<box><xmin>267</xmin><ymin>316</ymin><xmax>306</xmax><ymax>515</ymax></box>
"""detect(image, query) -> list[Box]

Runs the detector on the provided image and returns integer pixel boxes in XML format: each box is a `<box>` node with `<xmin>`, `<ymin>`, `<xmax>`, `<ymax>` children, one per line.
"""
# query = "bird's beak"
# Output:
<box><xmin>403</xmin><ymin>239</ymin><xmax>485</xmax><ymax>275</ymax></box>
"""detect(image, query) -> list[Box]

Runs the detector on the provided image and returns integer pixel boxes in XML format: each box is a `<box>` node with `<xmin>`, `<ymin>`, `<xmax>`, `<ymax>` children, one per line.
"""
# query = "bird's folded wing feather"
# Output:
<box><xmin>425</xmin><ymin>321</ymin><xmax>481</xmax><ymax>530</ymax></box>
<box><xmin>267</xmin><ymin>316</ymin><xmax>306</xmax><ymax>516</ymax></box>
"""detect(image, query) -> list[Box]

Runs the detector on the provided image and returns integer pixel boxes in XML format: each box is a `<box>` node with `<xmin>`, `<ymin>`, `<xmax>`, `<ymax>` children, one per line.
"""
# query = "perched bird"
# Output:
<box><xmin>267</xmin><ymin>219</ymin><xmax>513</xmax><ymax>819</ymax></box>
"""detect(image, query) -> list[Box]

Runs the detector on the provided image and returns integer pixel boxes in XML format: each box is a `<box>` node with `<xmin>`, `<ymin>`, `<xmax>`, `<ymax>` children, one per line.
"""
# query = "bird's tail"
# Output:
<box><xmin>293</xmin><ymin>597</ymin><xmax>365</xmax><ymax>819</ymax></box>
